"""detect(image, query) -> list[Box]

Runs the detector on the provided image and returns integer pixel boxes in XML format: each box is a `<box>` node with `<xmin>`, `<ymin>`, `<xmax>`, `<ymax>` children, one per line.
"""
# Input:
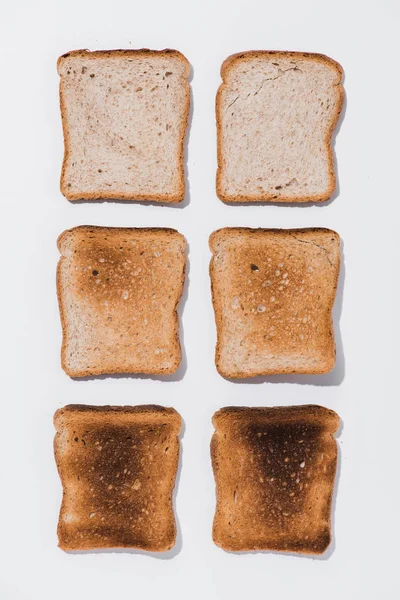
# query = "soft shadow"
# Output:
<box><xmin>69</xmin><ymin>64</ymin><xmax>194</xmax><ymax>208</ymax></box>
<box><xmin>220</xmin><ymin>72</ymin><xmax>347</xmax><ymax>209</ymax></box>
<box><xmin>71</xmin><ymin>244</ymin><xmax>190</xmax><ymax>383</ymax></box>
<box><xmin>225</xmin><ymin>239</ymin><xmax>346</xmax><ymax>387</ymax></box>
<box><xmin>66</xmin><ymin>418</ymin><xmax>186</xmax><ymax>559</ymax></box>
<box><xmin>221</xmin><ymin>419</ymin><xmax>343</xmax><ymax>561</ymax></box>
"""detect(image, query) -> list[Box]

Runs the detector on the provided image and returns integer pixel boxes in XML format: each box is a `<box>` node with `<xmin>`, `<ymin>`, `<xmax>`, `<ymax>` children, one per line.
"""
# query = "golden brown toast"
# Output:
<box><xmin>57</xmin><ymin>226</ymin><xmax>187</xmax><ymax>377</ymax></box>
<box><xmin>209</xmin><ymin>228</ymin><xmax>340</xmax><ymax>377</ymax></box>
<box><xmin>54</xmin><ymin>405</ymin><xmax>181</xmax><ymax>552</ymax></box>
<box><xmin>211</xmin><ymin>405</ymin><xmax>340</xmax><ymax>554</ymax></box>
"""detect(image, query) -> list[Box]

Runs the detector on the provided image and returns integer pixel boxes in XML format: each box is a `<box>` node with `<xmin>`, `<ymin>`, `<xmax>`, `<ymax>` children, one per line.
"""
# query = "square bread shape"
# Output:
<box><xmin>54</xmin><ymin>405</ymin><xmax>182</xmax><ymax>552</ymax></box>
<box><xmin>211</xmin><ymin>405</ymin><xmax>340</xmax><ymax>554</ymax></box>
<box><xmin>58</xmin><ymin>49</ymin><xmax>190</xmax><ymax>202</ymax></box>
<box><xmin>57</xmin><ymin>226</ymin><xmax>187</xmax><ymax>377</ymax></box>
<box><xmin>216</xmin><ymin>51</ymin><xmax>344</xmax><ymax>203</ymax></box>
<box><xmin>209</xmin><ymin>228</ymin><xmax>340</xmax><ymax>377</ymax></box>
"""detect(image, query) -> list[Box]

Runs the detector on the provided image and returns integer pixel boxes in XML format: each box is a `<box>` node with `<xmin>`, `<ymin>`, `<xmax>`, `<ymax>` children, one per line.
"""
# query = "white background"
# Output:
<box><xmin>1</xmin><ymin>0</ymin><xmax>399</xmax><ymax>598</ymax></box>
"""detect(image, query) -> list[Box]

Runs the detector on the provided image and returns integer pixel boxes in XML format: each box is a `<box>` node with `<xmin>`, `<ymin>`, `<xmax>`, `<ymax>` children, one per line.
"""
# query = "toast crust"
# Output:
<box><xmin>58</xmin><ymin>49</ymin><xmax>190</xmax><ymax>203</ymax></box>
<box><xmin>56</xmin><ymin>226</ymin><xmax>187</xmax><ymax>377</ymax></box>
<box><xmin>54</xmin><ymin>404</ymin><xmax>182</xmax><ymax>552</ymax></box>
<box><xmin>216</xmin><ymin>51</ymin><xmax>344</xmax><ymax>203</ymax></box>
<box><xmin>211</xmin><ymin>405</ymin><xmax>340</xmax><ymax>554</ymax></box>
<box><xmin>209</xmin><ymin>228</ymin><xmax>341</xmax><ymax>377</ymax></box>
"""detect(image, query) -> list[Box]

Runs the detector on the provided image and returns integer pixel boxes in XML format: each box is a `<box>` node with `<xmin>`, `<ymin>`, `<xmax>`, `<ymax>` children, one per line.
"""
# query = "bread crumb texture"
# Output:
<box><xmin>209</xmin><ymin>228</ymin><xmax>340</xmax><ymax>377</ymax></box>
<box><xmin>58</xmin><ymin>49</ymin><xmax>190</xmax><ymax>202</ymax></box>
<box><xmin>216</xmin><ymin>51</ymin><xmax>344</xmax><ymax>202</ymax></box>
<box><xmin>57</xmin><ymin>226</ymin><xmax>187</xmax><ymax>377</ymax></box>
<box><xmin>211</xmin><ymin>405</ymin><xmax>340</xmax><ymax>554</ymax></box>
<box><xmin>54</xmin><ymin>404</ymin><xmax>181</xmax><ymax>551</ymax></box>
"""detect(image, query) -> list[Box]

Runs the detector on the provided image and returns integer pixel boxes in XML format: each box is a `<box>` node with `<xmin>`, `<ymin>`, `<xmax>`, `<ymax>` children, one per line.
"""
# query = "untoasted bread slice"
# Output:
<box><xmin>211</xmin><ymin>405</ymin><xmax>340</xmax><ymax>554</ymax></box>
<box><xmin>54</xmin><ymin>404</ymin><xmax>182</xmax><ymax>552</ymax></box>
<box><xmin>58</xmin><ymin>49</ymin><xmax>190</xmax><ymax>202</ymax></box>
<box><xmin>216</xmin><ymin>51</ymin><xmax>344</xmax><ymax>203</ymax></box>
<box><xmin>209</xmin><ymin>228</ymin><xmax>340</xmax><ymax>377</ymax></box>
<box><xmin>57</xmin><ymin>226</ymin><xmax>186</xmax><ymax>377</ymax></box>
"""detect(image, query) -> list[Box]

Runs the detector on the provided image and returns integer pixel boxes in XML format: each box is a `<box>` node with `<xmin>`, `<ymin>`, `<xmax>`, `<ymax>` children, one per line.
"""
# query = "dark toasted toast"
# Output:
<box><xmin>211</xmin><ymin>405</ymin><xmax>340</xmax><ymax>554</ymax></box>
<box><xmin>54</xmin><ymin>404</ymin><xmax>181</xmax><ymax>552</ymax></box>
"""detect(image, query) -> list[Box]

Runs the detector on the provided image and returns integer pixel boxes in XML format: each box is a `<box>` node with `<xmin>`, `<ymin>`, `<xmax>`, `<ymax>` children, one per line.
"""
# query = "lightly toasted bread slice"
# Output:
<box><xmin>216</xmin><ymin>51</ymin><xmax>344</xmax><ymax>203</ymax></box>
<box><xmin>57</xmin><ymin>226</ymin><xmax>187</xmax><ymax>377</ymax></box>
<box><xmin>54</xmin><ymin>405</ymin><xmax>182</xmax><ymax>552</ymax></box>
<box><xmin>58</xmin><ymin>49</ymin><xmax>190</xmax><ymax>202</ymax></box>
<box><xmin>211</xmin><ymin>405</ymin><xmax>340</xmax><ymax>554</ymax></box>
<box><xmin>209</xmin><ymin>228</ymin><xmax>340</xmax><ymax>377</ymax></box>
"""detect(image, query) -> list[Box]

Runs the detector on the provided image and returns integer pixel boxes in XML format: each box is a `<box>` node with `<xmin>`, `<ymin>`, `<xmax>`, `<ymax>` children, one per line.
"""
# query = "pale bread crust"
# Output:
<box><xmin>216</xmin><ymin>51</ymin><xmax>344</xmax><ymax>203</ymax></box>
<box><xmin>58</xmin><ymin>49</ymin><xmax>190</xmax><ymax>202</ymax></box>
<box><xmin>57</xmin><ymin>226</ymin><xmax>187</xmax><ymax>377</ymax></box>
<box><xmin>211</xmin><ymin>405</ymin><xmax>340</xmax><ymax>554</ymax></box>
<box><xmin>209</xmin><ymin>228</ymin><xmax>341</xmax><ymax>377</ymax></box>
<box><xmin>54</xmin><ymin>404</ymin><xmax>181</xmax><ymax>552</ymax></box>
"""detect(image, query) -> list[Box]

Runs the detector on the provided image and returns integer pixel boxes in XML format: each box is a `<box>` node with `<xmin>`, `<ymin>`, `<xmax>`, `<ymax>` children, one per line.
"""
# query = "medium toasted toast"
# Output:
<box><xmin>54</xmin><ymin>404</ymin><xmax>182</xmax><ymax>552</ymax></box>
<box><xmin>209</xmin><ymin>228</ymin><xmax>340</xmax><ymax>377</ymax></box>
<box><xmin>211</xmin><ymin>405</ymin><xmax>340</xmax><ymax>554</ymax></box>
<box><xmin>58</xmin><ymin>49</ymin><xmax>190</xmax><ymax>202</ymax></box>
<box><xmin>57</xmin><ymin>226</ymin><xmax>187</xmax><ymax>377</ymax></box>
<box><xmin>216</xmin><ymin>51</ymin><xmax>344</xmax><ymax>203</ymax></box>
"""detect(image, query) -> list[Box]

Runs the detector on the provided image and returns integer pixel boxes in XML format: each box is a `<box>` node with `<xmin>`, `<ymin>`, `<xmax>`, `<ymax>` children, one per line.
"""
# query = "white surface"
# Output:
<box><xmin>1</xmin><ymin>1</ymin><xmax>399</xmax><ymax>598</ymax></box>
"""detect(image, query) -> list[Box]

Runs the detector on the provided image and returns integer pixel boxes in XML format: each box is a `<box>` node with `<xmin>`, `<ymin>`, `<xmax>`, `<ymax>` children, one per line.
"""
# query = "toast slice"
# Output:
<box><xmin>211</xmin><ymin>405</ymin><xmax>340</xmax><ymax>554</ymax></box>
<box><xmin>216</xmin><ymin>51</ymin><xmax>344</xmax><ymax>203</ymax></box>
<box><xmin>209</xmin><ymin>228</ymin><xmax>340</xmax><ymax>377</ymax></box>
<box><xmin>57</xmin><ymin>226</ymin><xmax>187</xmax><ymax>377</ymax></box>
<box><xmin>58</xmin><ymin>49</ymin><xmax>190</xmax><ymax>202</ymax></box>
<box><xmin>54</xmin><ymin>405</ymin><xmax>182</xmax><ymax>552</ymax></box>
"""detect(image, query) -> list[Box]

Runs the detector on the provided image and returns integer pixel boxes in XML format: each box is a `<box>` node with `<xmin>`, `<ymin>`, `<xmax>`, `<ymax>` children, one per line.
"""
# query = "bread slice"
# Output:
<box><xmin>209</xmin><ymin>228</ymin><xmax>340</xmax><ymax>377</ymax></box>
<box><xmin>216</xmin><ymin>51</ymin><xmax>344</xmax><ymax>203</ymax></box>
<box><xmin>57</xmin><ymin>226</ymin><xmax>186</xmax><ymax>377</ymax></box>
<box><xmin>58</xmin><ymin>49</ymin><xmax>190</xmax><ymax>202</ymax></box>
<box><xmin>54</xmin><ymin>404</ymin><xmax>181</xmax><ymax>552</ymax></box>
<box><xmin>211</xmin><ymin>405</ymin><xmax>340</xmax><ymax>554</ymax></box>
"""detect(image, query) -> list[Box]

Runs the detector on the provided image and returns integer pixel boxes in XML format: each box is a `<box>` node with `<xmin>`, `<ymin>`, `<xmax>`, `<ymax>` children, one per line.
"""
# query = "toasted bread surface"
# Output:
<box><xmin>54</xmin><ymin>404</ymin><xmax>181</xmax><ymax>551</ymax></box>
<box><xmin>216</xmin><ymin>51</ymin><xmax>344</xmax><ymax>203</ymax></box>
<box><xmin>57</xmin><ymin>226</ymin><xmax>186</xmax><ymax>377</ymax></box>
<box><xmin>211</xmin><ymin>405</ymin><xmax>340</xmax><ymax>554</ymax></box>
<box><xmin>58</xmin><ymin>49</ymin><xmax>190</xmax><ymax>202</ymax></box>
<box><xmin>209</xmin><ymin>227</ymin><xmax>340</xmax><ymax>377</ymax></box>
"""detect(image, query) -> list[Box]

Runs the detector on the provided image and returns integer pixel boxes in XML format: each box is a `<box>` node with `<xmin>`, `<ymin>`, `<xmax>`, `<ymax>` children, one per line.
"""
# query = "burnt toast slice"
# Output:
<box><xmin>211</xmin><ymin>405</ymin><xmax>340</xmax><ymax>554</ymax></box>
<box><xmin>54</xmin><ymin>404</ymin><xmax>181</xmax><ymax>552</ymax></box>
